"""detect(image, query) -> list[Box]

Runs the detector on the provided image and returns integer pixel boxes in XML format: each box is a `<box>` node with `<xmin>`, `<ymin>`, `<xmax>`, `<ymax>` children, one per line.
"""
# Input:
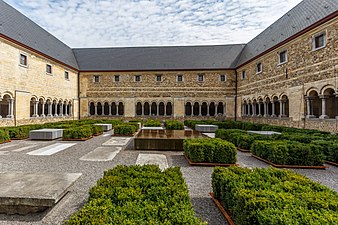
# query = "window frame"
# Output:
<box><xmin>256</xmin><ymin>62</ymin><xmax>262</xmax><ymax>74</ymax></box>
<box><xmin>114</xmin><ymin>75</ymin><xmax>120</xmax><ymax>82</ymax></box>
<box><xmin>220</xmin><ymin>74</ymin><xmax>226</xmax><ymax>82</ymax></box>
<box><xmin>134</xmin><ymin>75</ymin><xmax>141</xmax><ymax>82</ymax></box>
<box><xmin>19</xmin><ymin>53</ymin><xmax>28</xmax><ymax>67</ymax></box>
<box><xmin>278</xmin><ymin>50</ymin><xmax>288</xmax><ymax>65</ymax></box>
<box><xmin>241</xmin><ymin>70</ymin><xmax>246</xmax><ymax>80</ymax></box>
<box><xmin>177</xmin><ymin>74</ymin><xmax>184</xmax><ymax>82</ymax></box>
<box><xmin>46</xmin><ymin>64</ymin><xmax>52</xmax><ymax>75</ymax></box>
<box><xmin>312</xmin><ymin>32</ymin><xmax>326</xmax><ymax>51</ymax></box>
<box><xmin>155</xmin><ymin>74</ymin><xmax>162</xmax><ymax>82</ymax></box>
<box><xmin>64</xmin><ymin>71</ymin><xmax>69</xmax><ymax>80</ymax></box>
<box><xmin>93</xmin><ymin>75</ymin><xmax>101</xmax><ymax>83</ymax></box>
<box><xmin>197</xmin><ymin>74</ymin><xmax>204</xmax><ymax>82</ymax></box>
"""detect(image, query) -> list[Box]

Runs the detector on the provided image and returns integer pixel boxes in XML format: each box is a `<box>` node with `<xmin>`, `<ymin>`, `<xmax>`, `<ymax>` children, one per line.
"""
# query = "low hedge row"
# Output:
<box><xmin>312</xmin><ymin>140</ymin><xmax>338</xmax><ymax>163</ymax></box>
<box><xmin>143</xmin><ymin>119</ymin><xmax>161</xmax><ymax>127</ymax></box>
<box><xmin>184</xmin><ymin>138</ymin><xmax>237</xmax><ymax>164</ymax></box>
<box><xmin>114</xmin><ymin>124</ymin><xmax>137</xmax><ymax>135</ymax></box>
<box><xmin>212</xmin><ymin>166</ymin><xmax>338</xmax><ymax>225</ymax></box>
<box><xmin>251</xmin><ymin>140</ymin><xmax>325</xmax><ymax>166</ymax></box>
<box><xmin>165</xmin><ymin>120</ymin><xmax>184</xmax><ymax>130</ymax></box>
<box><xmin>0</xmin><ymin>130</ymin><xmax>10</xmax><ymax>143</ymax></box>
<box><xmin>66</xmin><ymin>165</ymin><xmax>205</xmax><ymax>225</ymax></box>
<box><xmin>63</xmin><ymin>125</ymin><xmax>94</xmax><ymax>139</ymax></box>
<box><xmin>3</xmin><ymin>124</ymin><xmax>43</xmax><ymax>139</ymax></box>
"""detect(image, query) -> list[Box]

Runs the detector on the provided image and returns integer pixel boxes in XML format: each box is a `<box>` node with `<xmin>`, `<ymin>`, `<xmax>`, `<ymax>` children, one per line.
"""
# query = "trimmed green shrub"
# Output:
<box><xmin>0</xmin><ymin>130</ymin><xmax>10</xmax><ymax>143</ymax></box>
<box><xmin>184</xmin><ymin>138</ymin><xmax>237</xmax><ymax>164</ymax></box>
<box><xmin>63</xmin><ymin>126</ymin><xmax>93</xmax><ymax>139</ymax></box>
<box><xmin>114</xmin><ymin>124</ymin><xmax>137</xmax><ymax>135</ymax></box>
<box><xmin>312</xmin><ymin>140</ymin><xmax>338</xmax><ymax>163</ymax></box>
<box><xmin>143</xmin><ymin>119</ymin><xmax>161</xmax><ymax>127</ymax></box>
<box><xmin>165</xmin><ymin>120</ymin><xmax>184</xmax><ymax>130</ymax></box>
<box><xmin>212</xmin><ymin>167</ymin><xmax>338</xmax><ymax>225</ymax></box>
<box><xmin>91</xmin><ymin>125</ymin><xmax>104</xmax><ymax>135</ymax></box>
<box><xmin>251</xmin><ymin>140</ymin><xmax>325</xmax><ymax>166</ymax></box>
<box><xmin>66</xmin><ymin>165</ymin><xmax>206</xmax><ymax>225</ymax></box>
<box><xmin>5</xmin><ymin>124</ymin><xmax>43</xmax><ymax>139</ymax></box>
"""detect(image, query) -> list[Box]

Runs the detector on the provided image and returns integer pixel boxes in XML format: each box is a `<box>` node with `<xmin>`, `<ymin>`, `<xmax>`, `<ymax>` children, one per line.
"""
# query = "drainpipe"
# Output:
<box><xmin>234</xmin><ymin>71</ymin><xmax>238</xmax><ymax>121</ymax></box>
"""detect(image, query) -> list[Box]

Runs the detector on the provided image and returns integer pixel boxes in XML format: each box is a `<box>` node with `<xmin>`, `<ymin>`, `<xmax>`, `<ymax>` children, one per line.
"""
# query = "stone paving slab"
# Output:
<box><xmin>202</xmin><ymin>133</ymin><xmax>215</xmax><ymax>138</ymax></box>
<box><xmin>80</xmin><ymin>146</ymin><xmax>122</xmax><ymax>161</ymax></box>
<box><xmin>0</xmin><ymin>172</ymin><xmax>81</xmax><ymax>214</ymax></box>
<box><xmin>102</xmin><ymin>137</ymin><xmax>131</xmax><ymax>146</ymax></box>
<box><xmin>247</xmin><ymin>130</ymin><xmax>281</xmax><ymax>135</ymax></box>
<box><xmin>136</xmin><ymin>153</ymin><xmax>168</xmax><ymax>170</ymax></box>
<box><xmin>27</xmin><ymin>143</ymin><xmax>76</xmax><ymax>156</ymax></box>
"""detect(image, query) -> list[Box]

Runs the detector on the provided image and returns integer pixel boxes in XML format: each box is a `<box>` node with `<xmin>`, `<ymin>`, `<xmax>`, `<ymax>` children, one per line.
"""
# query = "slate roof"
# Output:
<box><xmin>0</xmin><ymin>0</ymin><xmax>78</xmax><ymax>69</ymax></box>
<box><xmin>73</xmin><ymin>45</ymin><xmax>245</xmax><ymax>71</ymax></box>
<box><xmin>236</xmin><ymin>0</ymin><xmax>338</xmax><ymax>66</ymax></box>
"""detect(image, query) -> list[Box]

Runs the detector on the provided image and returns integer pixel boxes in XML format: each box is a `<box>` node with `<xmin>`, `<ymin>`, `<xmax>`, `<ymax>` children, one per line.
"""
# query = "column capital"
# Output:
<box><xmin>319</xmin><ymin>95</ymin><xmax>328</xmax><ymax>99</ymax></box>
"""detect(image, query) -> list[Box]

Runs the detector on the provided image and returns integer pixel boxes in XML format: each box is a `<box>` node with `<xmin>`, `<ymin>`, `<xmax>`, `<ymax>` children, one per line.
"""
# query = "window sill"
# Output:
<box><xmin>312</xmin><ymin>45</ymin><xmax>326</xmax><ymax>52</ymax></box>
<box><xmin>277</xmin><ymin>61</ymin><xmax>287</xmax><ymax>66</ymax></box>
<box><xmin>19</xmin><ymin>64</ymin><xmax>28</xmax><ymax>68</ymax></box>
<box><xmin>46</xmin><ymin>72</ymin><xmax>53</xmax><ymax>76</ymax></box>
<box><xmin>256</xmin><ymin>71</ymin><xmax>262</xmax><ymax>75</ymax></box>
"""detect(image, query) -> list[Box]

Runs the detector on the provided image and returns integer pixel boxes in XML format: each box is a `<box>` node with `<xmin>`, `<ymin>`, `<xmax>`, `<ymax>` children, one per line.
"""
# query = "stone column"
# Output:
<box><xmin>0</xmin><ymin>98</ymin><xmax>2</xmax><ymax>118</ymax></box>
<box><xmin>69</xmin><ymin>104</ymin><xmax>73</xmax><ymax>116</ymax></box>
<box><xmin>252</xmin><ymin>103</ymin><xmax>256</xmax><ymax>117</ymax></box>
<box><xmin>258</xmin><ymin>102</ymin><xmax>262</xmax><ymax>117</ymax></box>
<box><xmin>116</xmin><ymin>105</ymin><xmax>119</xmax><ymax>115</ymax></box>
<box><xmin>271</xmin><ymin>101</ymin><xmax>276</xmax><ymax>117</ymax></box>
<box><xmin>101</xmin><ymin>104</ymin><xmax>104</xmax><ymax>116</ymax></box>
<box><xmin>264</xmin><ymin>102</ymin><xmax>268</xmax><ymax>117</ymax></box>
<box><xmin>64</xmin><ymin>102</ymin><xmax>68</xmax><ymax>116</ymax></box>
<box><xmin>47</xmin><ymin>102</ymin><xmax>52</xmax><ymax>117</ymax></box>
<box><xmin>157</xmin><ymin>104</ymin><xmax>160</xmax><ymax>116</ymax></box>
<box><xmin>54</xmin><ymin>103</ymin><xmax>58</xmax><ymax>117</ymax></box>
<box><xmin>319</xmin><ymin>95</ymin><xmax>329</xmax><ymax>119</ymax></box>
<box><xmin>199</xmin><ymin>104</ymin><xmax>202</xmax><ymax>116</ymax></box>
<box><xmin>7</xmin><ymin>99</ymin><xmax>14</xmax><ymax>118</ymax></box>
<box><xmin>32</xmin><ymin>100</ymin><xmax>38</xmax><ymax>117</ymax></box>
<box><xmin>279</xmin><ymin>100</ymin><xmax>286</xmax><ymax>117</ymax></box>
<box><xmin>305</xmin><ymin>97</ymin><xmax>315</xmax><ymax>118</ymax></box>
<box><xmin>94</xmin><ymin>103</ymin><xmax>98</xmax><ymax>116</ymax></box>
<box><xmin>164</xmin><ymin>104</ymin><xmax>166</xmax><ymax>116</ymax></box>
<box><xmin>59</xmin><ymin>103</ymin><xmax>63</xmax><ymax>117</ymax></box>
<box><xmin>109</xmin><ymin>103</ymin><xmax>112</xmax><ymax>116</ymax></box>
<box><xmin>40</xmin><ymin>101</ymin><xmax>46</xmax><ymax>117</ymax></box>
<box><xmin>207</xmin><ymin>104</ymin><xmax>210</xmax><ymax>116</ymax></box>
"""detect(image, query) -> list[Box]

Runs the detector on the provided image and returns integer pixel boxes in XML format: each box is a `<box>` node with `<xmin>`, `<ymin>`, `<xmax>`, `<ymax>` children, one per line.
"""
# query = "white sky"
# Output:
<box><xmin>4</xmin><ymin>0</ymin><xmax>303</xmax><ymax>48</ymax></box>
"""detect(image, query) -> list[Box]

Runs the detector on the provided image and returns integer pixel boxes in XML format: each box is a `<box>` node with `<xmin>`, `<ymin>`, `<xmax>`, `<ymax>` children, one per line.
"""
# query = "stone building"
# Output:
<box><xmin>0</xmin><ymin>0</ymin><xmax>337</xmax><ymax>132</ymax></box>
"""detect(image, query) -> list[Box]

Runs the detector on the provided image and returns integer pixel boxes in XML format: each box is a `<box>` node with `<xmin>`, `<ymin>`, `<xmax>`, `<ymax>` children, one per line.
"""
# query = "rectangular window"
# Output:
<box><xmin>20</xmin><ymin>54</ymin><xmax>27</xmax><ymax>66</ymax></box>
<box><xmin>197</xmin><ymin>74</ymin><xmax>204</xmax><ymax>82</ymax></box>
<box><xmin>177</xmin><ymin>74</ymin><xmax>183</xmax><ymax>82</ymax></box>
<box><xmin>241</xmin><ymin>70</ymin><xmax>246</xmax><ymax>80</ymax></box>
<box><xmin>46</xmin><ymin>64</ymin><xmax>52</xmax><ymax>74</ymax></box>
<box><xmin>93</xmin><ymin>75</ymin><xmax>100</xmax><ymax>83</ymax></box>
<box><xmin>156</xmin><ymin>74</ymin><xmax>162</xmax><ymax>82</ymax></box>
<box><xmin>64</xmin><ymin>71</ymin><xmax>69</xmax><ymax>80</ymax></box>
<box><xmin>313</xmin><ymin>33</ymin><xmax>326</xmax><ymax>50</ymax></box>
<box><xmin>135</xmin><ymin>75</ymin><xmax>141</xmax><ymax>82</ymax></box>
<box><xmin>256</xmin><ymin>63</ymin><xmax>262</xmax><ymax>74</ymax></box>
<box><xmin>114</xmin><ymin>75</ymin><xmax>120</xmax><ymax>82</ymax></box>
<box><xmin>220</xmin><ymin>75</ymin><xmax>226</xmax><ymax>82</ymax></box>
<box><xmin>279</xmin><ymin>50</ymin><xmax>287</xmax><ymax>64</ymax></box>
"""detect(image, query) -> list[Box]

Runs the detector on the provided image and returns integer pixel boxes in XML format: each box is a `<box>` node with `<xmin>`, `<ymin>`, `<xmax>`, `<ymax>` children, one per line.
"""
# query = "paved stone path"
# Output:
<box><xmin>136</xmin><ymin>153</ymin><xmax>168</xmax><ymax>170</ymax></box>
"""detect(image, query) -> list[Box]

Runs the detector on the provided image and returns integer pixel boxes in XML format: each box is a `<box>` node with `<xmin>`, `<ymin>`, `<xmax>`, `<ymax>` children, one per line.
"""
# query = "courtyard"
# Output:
<box><xmin>0</xmin><ymin>125</ymin><xmax>337</xmax><ymax>225</ymax></box>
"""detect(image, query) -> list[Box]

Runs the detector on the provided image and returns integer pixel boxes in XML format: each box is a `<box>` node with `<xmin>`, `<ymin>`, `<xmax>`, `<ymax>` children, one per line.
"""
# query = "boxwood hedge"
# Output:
<box><xmin>63</xmin><ymin>125</ymin><xmax>93</xmax><ymax>139</ymax></box>
<box><xmin>165</xmin><ymin>120</ymin><xmax>184</xmax><ymax>130</ymax></box>
<box><xmin>143</xmin><ymin>119</ymin><xmax>161</xmax><ymax>127</ymax></box>
<box><xmin>66</xmin><ymin>165</ymin><xmax>206</xmax><ymax>225</ymax></box>
<box><xmin>212</xmin><ymin>166</ymin><xmax>338</xmax><ymax>225</ymax></box>
<box><xmin>184</xmin><ymin>138</ymin><xmax>237</xmax><ymax>164</ymax></box>
<box><xmin>0</xmin><ymin>129</ymin><xmax>10</xmax><ymax>143</ymax></box>
<box><xmin>114</xmin><ymin>124</ymin><xmax>137</xmax><ymax>135</ymax></box>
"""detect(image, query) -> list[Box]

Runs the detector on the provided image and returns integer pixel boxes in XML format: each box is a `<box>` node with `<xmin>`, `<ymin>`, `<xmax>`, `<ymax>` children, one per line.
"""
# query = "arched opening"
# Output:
<box><xmin>242</xmin><ymin>101</ymin><xmax>247</xmax><ymax>116</ymax></box>
<box><xmin>67</xmin><ymin>101</ymin><xmax>72</xmax><ymax>116</ymax></box>
<box><xmin>201</xmin><ymin>102</ymin><xmax>208</xmax><ymax>116</ymax></box>
<box><xmin>166</xmin><ymin>102</ymin><xmax>172</xmax><ymax>116</ymax></box>
<box><xmin>104</xmin><ymin>102</ymin><xmax>109</xmax><ymax>115</ymax></box>
<box><xmin>209</xmin><ymin>102</ymin><xmax>215</xmax><ymax>116</ymax></box>
<box><xmin>136</xmin><ymin>102</ymin><xmax>142</xmax><ymax>116</ymax></box>
<box><xmin>281</xmin><ymin>95</ymin><xmax>289</xmax><ymax>117</ymax></box>
<box><xmin>57</xmin><ymin>101</ymin><xmax>62</xmax><ymax>115</ymax></box>
<box><xmin>248</xmin><ymin>101</ymin><xmax>252</xmax><ymax>116</ymax></box>
<box><xmin>52</xmin><ymin>100</ymin><xmax>57</xmax><ymax>116</ymax></box>
<box><xmin>193</xmin><ymin>102</ymin><xmax>199</xmax><ymax>116</ymax></box>
<box><xmin>111</xmin><ymin>102</ymin><xmax>117</xmax><ymax>115</ymax></box>
<box><xmin>44</xmin><ymin>100</ymin><xmax>49</xmax><ymax>116</ymax></box>
<box><xmin>144</xmin><ymin>102</ymin><xmax>150</xmax><ymax>116</ymax></box>
<box><xmin>97</xmin><ymin>102</ymin><xmax>102</xmax><ymax>115</ymax></box>
<box><xmin>185</xmin><ymin>102</ymin><xmax>192</xmax><ymax>116</ymax></box>
<box><xmin>118</xmin><ymin>102</ymin><xmax>124</xmax><ymax>115</ymax></box>
<box><xmin>252</xmin><ymin>99</ymin><xmax>257</xmax><ymax>116</ymax></box>
<box><xmin>63</xmin><ymin>101</ymin><xmax>67</xmax><ymax>115</ymax></box>
<box><xmin>159</xmin><ymin>102</ymin><xmax>165</xmax><ymax>116</ymax></box>
<box><xmin>217</xmin><ymin>102</ymin><xmax>224</xmax><ymax>115</ymax></box>
<box><xmin>323</xmin><ymin>88</ymin><xmax>336</xmax><ymax>119</ymax></box>
<box><xmin>273</xmin><ymin>97</ymin><xmax>280</xmax><ymax>117</ymax></box>
<box><xmin>89</xmin><ymin>102</ymin><xmax>95</xmax><ymax>115</ymax></box>
<box><xmin>38</xmin><ymin>98</ymin><xmax>44</xmax><ymax>116</ymax></box>
<box><xmin>307</xmin><ymin>90</ymin><xmax>320</xmax><ymax>118</ymax></box>
<box><xmin>266</xmin><ymin>97</ymin><xmax>272</xmax><ymax>117</ymax></box>
<box><xmin>258</xmin><ymin>98</ymin><xmax>264</xmax><ymax>116</ymax></box>
<box><xmin>30</xmin><ymin>97</ymin><xmax>36</xmax><ymax>117</ymax></box>
<box><xmin>151</xmin><ymin>102</ymin><xmax>157</xmax><ymax>116</ymax></box>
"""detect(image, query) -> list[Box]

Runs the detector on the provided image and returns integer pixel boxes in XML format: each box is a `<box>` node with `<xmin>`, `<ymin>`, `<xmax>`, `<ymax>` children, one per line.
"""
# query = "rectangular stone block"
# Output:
<box><xmin>142</xmin><ymin>127</ymin><xmax>164</xmax><ymax>130</ymax></box>
<box><xmin>247</xmin><ymin>131</ymin><xmax>281</xmax><ymax>136</ymax></box>
<box><xmin>29</xmin><ymin>129</ymin><xmax>63</xmax><ymax>140</ymax></box>
<box><xmin>94</xmin><ymin>123</ymin><xmax>112</xmax><ymax>132</ymax></box>
<box><xmin>195</xmin><ymin>124</ymin><xmax>218</xmax><ymax>133</ymax></box>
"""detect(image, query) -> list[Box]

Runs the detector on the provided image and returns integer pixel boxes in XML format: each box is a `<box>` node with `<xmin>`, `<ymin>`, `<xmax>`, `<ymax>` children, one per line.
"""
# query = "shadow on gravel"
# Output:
<box><xmin>169</xmin><ymin>154</ymin><xmax>190</xmax><ymax>167</ymax></box>
<box><xmin>191</xmin><ymin>197</ymin><xmax>228</xmax><ymax>225</ymax></box>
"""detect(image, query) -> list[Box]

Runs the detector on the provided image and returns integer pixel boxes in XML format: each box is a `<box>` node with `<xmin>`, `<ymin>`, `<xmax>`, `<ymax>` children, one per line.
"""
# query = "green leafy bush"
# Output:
<box><xmin>212</xmin><ymin>167</ymin><xmax>338</xmax><ymax>225</ymax></box>
<box><xmin>114</xmin><ymin>124</ymin><xmax>137</xmax><ymax>135</ymax></box>
<box><xmin>165</xmin><ymin>120</ymin><xmax>184</xmax><ymax>130</ymax></box>
<box><xmin>251</xmin><ymin>140</ymin><xmax>325</xmax><ymax>166</ymax></box>
<box><xmin>5</xmin><ymin>124</ymin><xmax>43</xmax><ymax>139</ymax></box>
<box><xmin>63</xmin><ymin>126</ymin><xmax>93</xmax><ymax>139</ymax></box>
<box><xmin>312</xmin><ymin>140</ymin><xmax>338</xmax><ymax>163</ymax></box>
<box><xmin>184</xmin><ymin>138</ymin><xmax>237</xmax><ymax>164</ymax></box>
<box><xmin>66</xmin><ymin>165</ymin><xmax>206</xmax><ymax>225</ymax></box>
<box><xmin>91</xmin><ymin>125</ymin><xmax>104</xmax><ymax>135</ymax></box>
<box><xmin>0</xmin><ymin>130</ymin><xmax>10</xmax><ymax>143</ymax></box>
<box><xmin>143</xmin><ymin>119</ymin><xmax>161</xmax><ymax>127</ymax></box>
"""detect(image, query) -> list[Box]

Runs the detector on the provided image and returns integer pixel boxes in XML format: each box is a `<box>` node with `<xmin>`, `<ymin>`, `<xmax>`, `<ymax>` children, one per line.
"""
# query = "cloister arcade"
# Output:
<box><xmin>89</xmin><ymin>101</ymin><xmax>124</xmax><ymax>116</ymax></box>
<box><xmin>135</xmin><ymin>101</ymin><xmax>173</xmax><ymax>116</ymax></box>
<box><xmin>185</xmin><ymin>101</ymin><xmax>225</xmax><ymax>116</ymax></box>
<box><xmin>242</xmin><ymin>95</ymin><xmax>289</xmax><ymax>117</ymax></box>
<box><xmin>0</xmin><ymin>93</ymin><xmax>15</xmax><ymax>118</ymax></box>
<box><xmin>30</xmin><ymin>97</ymin><xmax>73</xmax><ymax>117</ymax></box>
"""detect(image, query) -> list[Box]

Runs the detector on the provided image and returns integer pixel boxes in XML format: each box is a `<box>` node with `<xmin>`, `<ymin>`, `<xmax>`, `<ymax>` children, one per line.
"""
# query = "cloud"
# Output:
<box><xmin>4</xmin><ymin>0</ymin><xmax>302</xmax><ymax>47</ymax></box>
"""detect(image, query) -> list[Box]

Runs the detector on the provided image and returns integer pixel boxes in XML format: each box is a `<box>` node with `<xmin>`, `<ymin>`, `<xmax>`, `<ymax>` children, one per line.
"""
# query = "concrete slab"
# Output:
<box><xmin>0</xmin><ymin>144</ymin><xmax>18</xmax><ymax>150</ymax></box>
<box><xmin>247</xmin><ymin>131</ymin><xmax>281</xmax><ymax>136</ymax></box>
<box><xmin>94</xmin><ymin>124</ymin><xmax>112</xmax><ymax>132</ymax></box>
<box><xmin>195</xmin><ymin>124</ymin><xmax>218</xmax><ymax>133</ymax></box>
<box><xmin>142</xmin><ymin>127</ymin><xmax>164</xmax><ymax>130</ymax></box>
<box><xmin>203</xmin><ymin>133</ymin><xmax>215</xmax><ymax>138</ymax></box>
<box><xmin>27</xmin><ymin>143</ymin><xmax>76</xmax><ymax>156</ymax></box>
<box><xmin>29</xmin><ymin>129</ymin><xmax>63</xmax><ymax>140</ymax></box>
<box><xmin>80</xmin><ymin>146</ymin><xmax>121</xmax><ymax>161</ymax></box>
<box><xmin>136</xmin><ymin>153</ymin><xmax>168</xmax><ymax>171</ymax></box>
<box><xmin>12</xmin><ymin>145</ymin><xmax>38</xmax><ymax>152</ymax></box>
<box><xmin>0</xmin><ymin>172</ymin><xmax>81</xmax><ymax>214</ymax></box>
<box><xmin>102</xmin><ymin>137</ymin><xmax>131</xmax><ymax>146</ymax></box>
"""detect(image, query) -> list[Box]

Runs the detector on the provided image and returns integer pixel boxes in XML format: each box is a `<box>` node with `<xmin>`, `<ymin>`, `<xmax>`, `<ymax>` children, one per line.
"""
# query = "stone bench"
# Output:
<box><xmin>195</xmin><ymin>124</ymin><xmax>218</xmax><ymax>133</ymax></box>
<box><xmin>29</xmin><ymin>129</ymin><xmax>63</xmax><ymax>140</ymax></box>
<box><xmin>94</xmin><ymin>124</ymin><xmax>112</xmax><ymax>132</ymax></box>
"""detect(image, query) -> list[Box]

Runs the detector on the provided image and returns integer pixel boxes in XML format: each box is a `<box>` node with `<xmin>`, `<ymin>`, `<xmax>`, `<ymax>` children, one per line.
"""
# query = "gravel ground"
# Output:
<box><xmin>0</xmin><ymin>135</ymin><xmax>337</xmax><ymax>225</ymax></box>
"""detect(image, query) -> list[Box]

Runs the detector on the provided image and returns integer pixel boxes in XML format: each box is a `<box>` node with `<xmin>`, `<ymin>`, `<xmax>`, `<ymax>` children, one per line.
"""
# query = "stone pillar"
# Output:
<box><xmin>207</xmin><ymin>104</ymin><xmax>210</xmax><ymax>116</ymax></box>
<box><xmin>157</xmin><ymin>104</ymin><xmax>160</xmax><ymax>116</ymax></box>
<box><xmin>319</xmin><ymin>95</ymin><xmax>329</xmax><ymax>119</ymax></box>
<box><xmin>279</xmin><ymin>100</ymin><xmax>286</xmax><ymax>117</ymax></box>
<box><xmin>59</xmin><ymin>103</ymin><xmax>64</xmax><ymax>116</ymax></box>
<box><xmin>252</xmin><ymin>103</ymin><xmax>256</xmax><ymax>117</ymax></box>
<box><xmin>101</xmin><ymin>104</ymin><xmax>104</xmax><ymax>116</ymax></box>
<box><xmin>0</xmin><ymin>98</ymin><xmax>2</xmax><ymax>118</ymax></box>
<box><xmin>54</xmin><ymin>103</ymin><xmax>58</xmax><ymax>117</ymax></box>
<box><xmin>65</xmin><ymin>102</ymin><xmax>68</xmax><ymax>116</ymax></box>
<box><xmin>271</xmin><ymin>101</ymin><xmax>276</xmax><ymax>117</ymax></box>
<box><xmin>47</xmin><ymin>102</ymin><xmax>52</xmax><ymax>117</ymax></box>
<box><xmin>164</xmin><ymin>104</ymin><xmax>166</xmax><ymax>116</ymax></box>
<box><xmin>69</xmin><ymin>104</ymin><xmax>73</xmax><ymax>116</ymax></box>
<box><xmin>94</xmin><ymin>103</ymin><xmax>98</xmax><ymax>116</ymax></box>
<box><xmin>199</xmin><ymin>104</ymin><xmax>202</xmax><ymax>116</ymax></box>
<box><xmin>305</xmin><ymin>97</ymin><xmax>315</xmax><ymax>118</ymax></box>
<box><xmin>116</xmin><ymin>105</ymin><xmax>119</xmax><ymax>115</ymax></box>
<box><xmin>32</xmin><ymin>100</ymin><xmax>38</xmax><ymax>117</ymax></box>
<box><xmin>7</xmin><ymin>99</ymin><xmax>14</xmax><ymax>118</ymax></box>
<box><xmin>109</xmin><ymin>103</ymin><xmax>112</xmax><ymax>116</ymax></box>
<box><xmin>258</xmin><ymin>102</ymin><xmax>262</xmax><ymax>117</ymax></box>
<box><xmin>142</xmin><ymin>104</ymin><xmax>144</xmax><ymax>116</ymax></box>
<box><xmin>40</xmin><ymin>101</ymin><xmax>45</xmax><ymax>117</ymax></box>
